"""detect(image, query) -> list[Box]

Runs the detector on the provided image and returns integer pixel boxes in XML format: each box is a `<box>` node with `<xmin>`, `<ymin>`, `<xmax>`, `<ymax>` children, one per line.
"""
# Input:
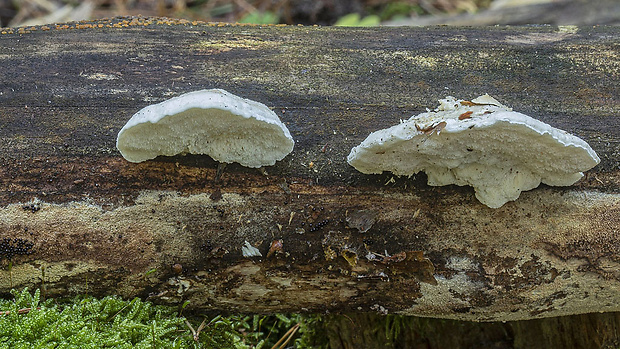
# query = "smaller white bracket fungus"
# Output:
<box><xmin>116</xmin><ymin>89</ymin><xmax>294</xmax><ymax>168</ymax></box>
<box><xmin>242</xmin><ymin>240</ymin><xmax>262</xmax><ymax>258</ymax></box>
<box><xmin>347</xmin><ymin>94</ymin><xmax>600</xmax><ymax>208</ymax></box>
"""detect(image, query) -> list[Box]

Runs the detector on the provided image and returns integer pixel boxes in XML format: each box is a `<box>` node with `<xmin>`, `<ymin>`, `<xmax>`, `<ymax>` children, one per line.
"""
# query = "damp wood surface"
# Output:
<box><xmin>0</xmin><ymin>17</ymin><xmax>619</xmax><ymax>322</ymax></box>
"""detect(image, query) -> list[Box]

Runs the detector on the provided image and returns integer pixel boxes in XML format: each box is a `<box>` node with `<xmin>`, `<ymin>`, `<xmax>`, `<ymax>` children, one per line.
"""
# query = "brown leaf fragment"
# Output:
<box><xmin>416</xmin><ymin>122</ymin><xmax>447</xmax><ymax>135</ymax></box>
<box><xmin>342</xmin><ymin>249</ymin><xmax>358</xmax><ymax>267</ymax></box>
<box><xmin>415</xmin><ymin>123</ymin><xmax>434</xmax><ymax>133</ymax></box>
<box><xmin>459</xmin><ymin>111</ymin><xmax>473</xmax><ymax>120</ymax></box>
<box><xmin>460</xmin><ymin>100</ymin><xmax>500</xmax><ymax>107</ymax></box>
<box><xmin>383</xmin><ymin>251</ymin><xmax>407</xmax><ymax>263</ymax></box>
<box><xmin>266</xmin><ymin>239</ymin><xmax>284</xmax><ymax>258</ymax></box>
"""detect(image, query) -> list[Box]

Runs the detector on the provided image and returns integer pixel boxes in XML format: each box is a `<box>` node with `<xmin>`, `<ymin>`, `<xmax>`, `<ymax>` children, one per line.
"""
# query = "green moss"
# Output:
<box><xmin>0</xmin><ymin>288</ymin><xmax>326</xmax><ymax>348</ymax></box>
<box><xmin>0</xmin><ymin>288</ymin><xmax>192</xmax><ymax>348</ymax></box>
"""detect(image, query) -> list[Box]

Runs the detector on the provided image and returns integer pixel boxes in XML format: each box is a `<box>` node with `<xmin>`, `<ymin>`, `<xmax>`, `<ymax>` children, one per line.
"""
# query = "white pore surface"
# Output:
<box><xmin>116</xmin><ymin>89</ymin><xmax>294</xmax><ymax>167</ymax></box>
<box><xmin>348</xmin><ymin>95</ymin><xmax>600</xmax><ymax>208</ymax></box>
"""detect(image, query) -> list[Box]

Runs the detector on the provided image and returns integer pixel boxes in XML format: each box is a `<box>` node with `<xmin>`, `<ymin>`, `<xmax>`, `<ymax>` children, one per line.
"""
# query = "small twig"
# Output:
<box><xmin>195</xmin><ymin>318</ymin><xmax>207</xmax><ymax>341</ymax></box>
<box><xmin>594</xmin><ymin>175</ymin><xmax>604</xmax><ymax>185</ymax></box>
<box><xmin>369</xmin><ymin>250</ymin><xmax>388</xmax><ymax>258</ymax></box>
<box><xmin>107</xmin><ymin>301</ymin><xmax>132</xmax><ymax>323</ymax></box>
<box><xmin>0</xmin><ymin>307</ymin><xmax>41</xmax><ymax>316</ymax></box>
<box><xmin>342</xmin><ymin>314</ymin><xmax>355</xmax><ymax>326</ymax></box>
<box><xmin>185</xmin><ymin>317</ymin><xmax>208</xmax><ymax>342</ymax></box>
<box><xmin>271</xmin><ymin>323</ymin><xmax>300</xmax><ymax>349</ymax></box>
<box><xmin>185</xmin><ymin>320</ymin><xmax>196</xmax><ymax>338</ymax></box>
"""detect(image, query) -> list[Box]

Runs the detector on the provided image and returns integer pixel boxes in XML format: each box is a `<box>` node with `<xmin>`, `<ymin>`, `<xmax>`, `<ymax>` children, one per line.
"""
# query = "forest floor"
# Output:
<box><xmin>3</xmin><ymin>0</ymin><xmax>616</xmax><ymax>29</ymax></box>
<box><xmin>0</xmin><ymin>0</ymin><xmax>571</xmax><ymax>27</ymax></box>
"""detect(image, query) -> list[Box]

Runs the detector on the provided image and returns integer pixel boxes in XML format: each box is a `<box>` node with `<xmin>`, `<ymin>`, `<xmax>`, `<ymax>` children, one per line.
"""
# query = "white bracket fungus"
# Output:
<box><xmin>116</xmin><ymin>89</ymin><xmax>294</xmax><ymax>168</ymax></box>
<box><xmin>348</xmin><ymin>94</ymin><xmax>600</xmax><ymax>208</ymax></box>
<box><xmin>242</xmin><ymin>240</ymin><xmax>262</xmax><ymax>258</ymax></box>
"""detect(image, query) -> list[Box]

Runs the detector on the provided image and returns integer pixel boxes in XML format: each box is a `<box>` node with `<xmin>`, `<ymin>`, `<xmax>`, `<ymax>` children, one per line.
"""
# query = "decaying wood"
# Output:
<box><xmin>0</xmin><ymin>17</ymin><xmax>619</xmax><ymax>321</ymax></box>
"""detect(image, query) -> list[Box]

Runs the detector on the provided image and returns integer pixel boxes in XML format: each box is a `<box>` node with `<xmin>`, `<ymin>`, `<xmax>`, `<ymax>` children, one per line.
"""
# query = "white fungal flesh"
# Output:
<box><xmin>348</xmin><ymin>94</ymin><xmax>600</xmax><ymax>208</ymax></box>
<box><xmin>242</xmin><ymin>240</ymin><xmax>262</xmax><ymax>258</ymax></box>
<box><xmin>116</xmin><ymin>89</ymin><xmax>294</xmax><ymax>167</ymax></box>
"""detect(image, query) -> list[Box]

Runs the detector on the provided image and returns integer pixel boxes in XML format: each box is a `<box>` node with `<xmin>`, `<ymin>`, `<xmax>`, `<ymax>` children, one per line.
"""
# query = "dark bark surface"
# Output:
<box><xmin>0</xmin><ymin>17</ymin><xmax>619</xmax><ymax>322</ymax></box>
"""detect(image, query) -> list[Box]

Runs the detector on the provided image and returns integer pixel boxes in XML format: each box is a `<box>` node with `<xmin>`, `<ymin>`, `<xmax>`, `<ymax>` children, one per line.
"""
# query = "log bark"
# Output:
<box><xmin>0</xmin><ymin>17</ymin><xmax>619</xmax><ymax>322</ymax></box>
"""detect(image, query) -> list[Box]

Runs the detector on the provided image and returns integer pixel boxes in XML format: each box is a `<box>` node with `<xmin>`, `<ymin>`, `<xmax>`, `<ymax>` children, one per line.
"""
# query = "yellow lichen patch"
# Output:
<box><xmin>80</xmin><ymin>72</ymin><xmax>120</xmax><ymax>80</ymax></box>
<box><xmin>0</xmin><ymin>260</ymin><xmax>103</xmax><ymax>290</ymax></box>
<box><xmin>194</xmin><ymin>37</ymin><xmax>277</xmax><ymax>53</ymax></box>
<box><xmin>555</xmin><ymin>45</ymin><xmax>620</xmax><ymax>76</ymax></box>
<box><xmin>557</xmin><ymin>25</ymin><xmax>579</xmax><ymax>34</ymax></box>
<box><xmin>411</xmin><ymin>56</ymin><xmax>437</xmax><ymax>69</ymax></box>
<box><xmin>505</xmin><ymin>32</ymin><xmax>574</xmax><ymax>45</ymax></box>
<box><xmin>384</xmin><ymin>51</ymin><xmax>439</xmax><ymax>69</ymax></box>
<box><xmin>155</xmin><ymin>17</ymin><xmax>203</xmax><ymax>26</ymax></box>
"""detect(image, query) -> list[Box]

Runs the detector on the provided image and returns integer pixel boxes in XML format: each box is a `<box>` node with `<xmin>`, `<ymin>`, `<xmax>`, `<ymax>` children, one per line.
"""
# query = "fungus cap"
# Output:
<box><xmin>116</xmin><ymin>89</ymin><xmax>294</xmax><ymax>167</ymax></box>
<box><xmin>347</xmin><ymin>94</ymin><xmax>600</xmax><ymax>208</ymax></box>
<box><xmin>242</xmin><ymin>240</ymin><xmax>262</xmax><ymax>258</ymax></box>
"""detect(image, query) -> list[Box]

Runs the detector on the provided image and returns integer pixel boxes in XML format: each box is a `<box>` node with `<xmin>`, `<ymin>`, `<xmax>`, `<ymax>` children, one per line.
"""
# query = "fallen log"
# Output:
<box><xmin>0</xmin><ymin>17</ymin><xmax>618</xmax><ymax>322</ymax></box>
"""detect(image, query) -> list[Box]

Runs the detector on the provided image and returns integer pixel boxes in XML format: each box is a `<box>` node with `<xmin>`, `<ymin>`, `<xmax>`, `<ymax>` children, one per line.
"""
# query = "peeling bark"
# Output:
<box><xmin>0</xmin><ymin>17</ymin><xmax>619</xmax><ymax>321</ymax></box>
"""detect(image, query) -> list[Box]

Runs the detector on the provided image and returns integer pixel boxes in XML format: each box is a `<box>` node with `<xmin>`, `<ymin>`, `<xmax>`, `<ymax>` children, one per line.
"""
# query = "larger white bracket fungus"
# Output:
<box><xmin>117</xmin><ymin>89</ymin><xmax>294</xmax><ymax>168</ymax></box>
<box><xmin>348</xmin><ymin>94</ymin><xmax>600</xmax><ymax>208</ymax></box>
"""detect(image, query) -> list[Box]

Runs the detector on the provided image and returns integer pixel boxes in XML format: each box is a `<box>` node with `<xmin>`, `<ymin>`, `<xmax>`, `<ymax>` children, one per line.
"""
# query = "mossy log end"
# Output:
<box><xmin>0</xmin><ymin>18</ymin><xmax>619</xmax><ymax>322</ymax></box>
